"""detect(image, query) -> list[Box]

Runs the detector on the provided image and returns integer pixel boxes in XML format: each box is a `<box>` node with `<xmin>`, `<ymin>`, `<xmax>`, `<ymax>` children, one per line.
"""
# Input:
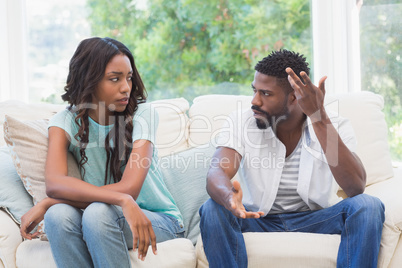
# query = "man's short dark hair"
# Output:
<box><xmin>254</xmin><ymin>50</ymin><xmax>310</xmax><ymax>93</ymax></box>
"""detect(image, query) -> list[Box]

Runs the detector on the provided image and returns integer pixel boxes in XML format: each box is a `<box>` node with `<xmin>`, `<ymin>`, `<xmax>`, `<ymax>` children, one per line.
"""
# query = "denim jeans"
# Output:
<box><xmin>199</xmin><ymin>194</ymin><xmax>385</xmax><ymax>268</ymax></box>
<box><xmin>44</xmin><ymin>202</ymin><xmax>185</xmax><ymax>268</ymax></box>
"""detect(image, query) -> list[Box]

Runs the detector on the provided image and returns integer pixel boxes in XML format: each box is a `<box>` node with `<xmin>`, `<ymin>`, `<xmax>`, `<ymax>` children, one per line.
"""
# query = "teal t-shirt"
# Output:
<box><xmin>48</xmin><ymin>103</ymin><xmax>183</xmax><ymax>225</ymax></box>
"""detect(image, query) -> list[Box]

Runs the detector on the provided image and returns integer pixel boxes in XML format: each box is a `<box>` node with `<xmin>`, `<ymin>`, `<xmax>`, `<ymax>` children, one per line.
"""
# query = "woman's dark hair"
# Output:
<box><xmin>62</xmin><ymin>37</ymin><xmax>147</xmax><ymax>184</ymax></box>
<box><xmin>254</xmin><ymin>49</ymin><xmax>310</xmax><ymax>94</ymax></box>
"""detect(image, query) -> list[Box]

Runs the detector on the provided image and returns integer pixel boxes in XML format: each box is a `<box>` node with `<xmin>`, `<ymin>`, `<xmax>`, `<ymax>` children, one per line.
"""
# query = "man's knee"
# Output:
<box><xmin>349</xmin><ymin>194</ymin><xmax>385</xmax><ymax>221</ymax></box>
<box><xmin>199</xmin><ymin>198</ymin><xmax>226</xmax><ymax>218</ymax></box>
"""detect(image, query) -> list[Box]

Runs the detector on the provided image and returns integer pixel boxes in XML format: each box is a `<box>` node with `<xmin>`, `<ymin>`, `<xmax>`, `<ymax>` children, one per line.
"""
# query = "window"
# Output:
<box><xmin>360</xmin><ymin>0</ymin><xmax>402</xmax><ymax>163</ymax></box>
<box><xmin>25</xmin><ymin>0</ymin><xmax>90</xmax><ymax>103</ymax></box>
<box><xmin>25</xmin><ymin>0</ymin><xmax>312</xmax><ymax>103</ymax></box>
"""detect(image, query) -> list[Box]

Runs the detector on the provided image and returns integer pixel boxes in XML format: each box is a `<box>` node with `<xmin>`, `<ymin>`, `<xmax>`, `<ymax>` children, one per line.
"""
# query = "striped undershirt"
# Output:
<box><xmin>269</xmin><ymin>138</ymin><xmax>311</xmax><ymax>214</ymax></box>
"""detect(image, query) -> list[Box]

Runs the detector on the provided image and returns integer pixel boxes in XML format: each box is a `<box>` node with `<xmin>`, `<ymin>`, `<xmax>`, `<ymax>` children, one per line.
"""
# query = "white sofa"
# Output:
<box><xmin>0</xmin><ymin>91</ymin><xmax>401</xmax><ymax>268</ymax></box>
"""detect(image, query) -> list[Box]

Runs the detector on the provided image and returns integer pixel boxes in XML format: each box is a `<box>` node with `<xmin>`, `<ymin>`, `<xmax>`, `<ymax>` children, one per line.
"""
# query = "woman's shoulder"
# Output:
<box><xmin>135</xmin><ymin>102</ymin><xmax>152</xmax><ymax>114</ymax></box>
<box><xmin>134</xmin><ymin>102</ymin><xmax>158</xmax><ymax>119</ymax></box>
<box><xmin>49</xmin><ymin>106</ymin><xmax>76</xmax><ymax>128</ymax></box>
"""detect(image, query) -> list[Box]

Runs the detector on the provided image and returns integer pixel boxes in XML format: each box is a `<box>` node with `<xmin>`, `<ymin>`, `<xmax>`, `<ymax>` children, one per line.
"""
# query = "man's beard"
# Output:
<box><xmin>251</xmin><ymin>105</ymin><xmax>290</xmax><ymax>130</ymax></box>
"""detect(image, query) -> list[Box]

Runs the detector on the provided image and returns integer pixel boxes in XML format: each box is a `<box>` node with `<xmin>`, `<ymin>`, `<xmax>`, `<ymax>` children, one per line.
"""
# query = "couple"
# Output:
<box><xmin>20</xmin><ymin>37</ymin><xmax>384</xmax><ymax>268</ymax></box>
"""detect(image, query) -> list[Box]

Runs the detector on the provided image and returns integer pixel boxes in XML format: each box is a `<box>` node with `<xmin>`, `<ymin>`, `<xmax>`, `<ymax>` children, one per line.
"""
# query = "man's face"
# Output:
<box><xmin>251</xmin><ymin>72</ymin><xmax>290</xmax><ymax>130</ymax></box>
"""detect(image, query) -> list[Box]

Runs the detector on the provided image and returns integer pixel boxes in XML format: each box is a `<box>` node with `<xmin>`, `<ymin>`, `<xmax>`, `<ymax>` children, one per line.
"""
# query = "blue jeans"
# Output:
<box><xmin>44</xmin><ymin>202</ymin><xmax>185</xmax><ymax>268</ymax></box>
<box><xmin>199</xmin><ymin>194</ymin><xmax>385</xmax><ymax>268</ymax></box>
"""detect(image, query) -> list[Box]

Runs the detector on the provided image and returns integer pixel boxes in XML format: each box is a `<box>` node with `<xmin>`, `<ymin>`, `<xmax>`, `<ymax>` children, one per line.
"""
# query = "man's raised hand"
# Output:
<box><xmin>286</xmin><ymin>67</ymin><xmax>327</xmax><ymax>121</ymax></box>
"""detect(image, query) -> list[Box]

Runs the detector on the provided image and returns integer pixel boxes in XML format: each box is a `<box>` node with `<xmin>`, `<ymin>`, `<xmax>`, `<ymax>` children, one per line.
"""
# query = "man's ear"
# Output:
<box><xmin>289</xmin><ymin>91</ymin><xmax>297</xmax><ymax>104</ymax></box>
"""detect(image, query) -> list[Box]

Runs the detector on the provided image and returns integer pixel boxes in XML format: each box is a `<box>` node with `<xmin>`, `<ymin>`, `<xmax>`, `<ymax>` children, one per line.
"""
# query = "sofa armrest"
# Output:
<box><xmin>0</xmin><ymin>209</ymin><xmax>23</xmax><ymax>268</ymax></box>
<box><xmin>364</xmin><ymin>171</ymin><xmax>402</xmax><ymax>267</ymax></box>
<box><xmin>365</xmin><ymin>170</ymin><xmax>402</xmax><ymax>230</ymax></box>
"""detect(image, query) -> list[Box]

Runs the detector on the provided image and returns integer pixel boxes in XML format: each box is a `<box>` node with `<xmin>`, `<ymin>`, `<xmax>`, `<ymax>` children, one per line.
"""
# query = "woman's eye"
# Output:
<box><xmin>110</xmin><ymin>78</ymin><xmax>118</xmax><ymax>82</ymax></box>
<box><xmin>127</xmin><ymin>76</ymin><xmax>133</xmax><ymax>81</ymax></box>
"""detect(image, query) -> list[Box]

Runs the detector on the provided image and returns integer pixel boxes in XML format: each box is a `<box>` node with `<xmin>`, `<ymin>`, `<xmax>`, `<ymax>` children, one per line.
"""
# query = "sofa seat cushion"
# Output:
<box><xmin>364</xmin><ymin>174</ymin><xmax>402</xmax><ymax>267</ymax></box>
<box><xmin>0</xmin><ymin>210</ymin><xmax>22</xmax><ymax>268</ymax></box>
<box><xmin>196</xmin><ymin>232</ymin><xmax>340</xmax><ymax>268</ymax></box>
<box><xmin>16</xmin><ymin>238</ymin><xmax>196</xmax><ymax>268</ymax></box>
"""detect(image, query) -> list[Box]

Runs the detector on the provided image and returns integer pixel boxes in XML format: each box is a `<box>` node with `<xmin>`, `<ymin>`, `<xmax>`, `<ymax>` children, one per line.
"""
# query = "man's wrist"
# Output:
<box><xmin>308</xmin><ymin>108</ymin><xmax>328</xmax><ymax>124</ymax></box>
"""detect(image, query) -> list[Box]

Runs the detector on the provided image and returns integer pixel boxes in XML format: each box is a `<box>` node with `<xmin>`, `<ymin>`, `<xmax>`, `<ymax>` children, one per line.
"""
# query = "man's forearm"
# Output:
<box><xmin>311</xmin><ymin>109</ymin><xmax>366</xmax><ymax>196</ymax></box>
<box><xmin>206</xmin><ymin>168</ymin><xmax>234</xmax><ymax>209</ymax></box>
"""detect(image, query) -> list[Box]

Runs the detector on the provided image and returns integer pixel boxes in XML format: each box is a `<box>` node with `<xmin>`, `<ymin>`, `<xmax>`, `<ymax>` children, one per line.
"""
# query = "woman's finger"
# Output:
<box><xmin>132</xmin><ymin>228</ymin><xmax>139</xmax><ymax>252</ymax></box>
<box><xmin>141</xmin><ymin>226</ymin><xmax>150</xmax><ymax>260</ymax></box>
<box><xmin>137</xmin><ymin>227</ymin><xmax>146</xmax><ymax>261</ymax></box>
<box><xmin>149</xmin><ymin>225</ymin><xmax>157</xmax><ymax>255</ymax></box>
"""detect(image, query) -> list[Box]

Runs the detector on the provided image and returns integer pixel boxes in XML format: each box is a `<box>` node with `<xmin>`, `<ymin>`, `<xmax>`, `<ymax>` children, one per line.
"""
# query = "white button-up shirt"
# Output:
<box><xmin>215</xmin><ymin>108</ymin><xmax>357</xmax><ymax>216</ymax></box>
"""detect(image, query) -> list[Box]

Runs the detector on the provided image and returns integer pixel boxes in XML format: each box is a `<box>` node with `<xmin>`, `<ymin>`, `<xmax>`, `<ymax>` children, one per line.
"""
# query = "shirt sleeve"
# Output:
<box><xmin>215</xmin><ymin>109</ymin><xmax>245</xmax><ymax>157</ymax></box>
<box><xmin>48</xmin><ymin>109</ymin><xmax>76</xmax><ymax>144</ymax></box>
<box><xmin>132</xmin><ymin>103</ymin><xmax>159</xmax><ymax>145</ymax></box>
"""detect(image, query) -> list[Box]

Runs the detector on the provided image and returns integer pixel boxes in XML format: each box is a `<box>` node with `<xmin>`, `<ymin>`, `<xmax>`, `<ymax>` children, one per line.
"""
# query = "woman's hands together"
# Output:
<box><xmin>20</xmin><ymin>199</ymin><xmax>49</xmax><ymax>240</ymax></box>
<box><xmin>120</xmin><ymin>196</ymin><xmax>157</xmax><ymax>261</ymax></box>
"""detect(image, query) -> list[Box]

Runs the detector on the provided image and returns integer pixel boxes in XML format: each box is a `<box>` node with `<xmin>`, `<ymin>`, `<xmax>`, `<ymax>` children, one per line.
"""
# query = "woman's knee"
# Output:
<box><xmin>44</xmin><ymin>204</ymin><xmax>82</xmax><ymax>234</ymax></box>
<box><xmin>82</xmin><ymin>202</ymin><xmax>120</xmax><ymax>235</ymax></box>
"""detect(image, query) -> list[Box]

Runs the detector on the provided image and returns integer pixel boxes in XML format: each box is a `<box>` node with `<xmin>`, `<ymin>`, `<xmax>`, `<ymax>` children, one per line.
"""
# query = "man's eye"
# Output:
<box><xmin>263</xmin><ymin>92</ymin><xmax>270</xmax><ymax>96</ymax></box>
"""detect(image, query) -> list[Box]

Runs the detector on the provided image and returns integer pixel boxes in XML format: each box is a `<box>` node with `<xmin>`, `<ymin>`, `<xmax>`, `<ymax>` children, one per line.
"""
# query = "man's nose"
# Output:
<box><xmin>251</xmin><ymin>92</ymin><xmax>261</xmax><ymax>107</ymax></box>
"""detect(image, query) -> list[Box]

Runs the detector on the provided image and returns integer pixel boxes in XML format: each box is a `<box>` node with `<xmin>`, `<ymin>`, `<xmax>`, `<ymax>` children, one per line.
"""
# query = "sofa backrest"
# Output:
<box><xmin>186</xmin><ymin>91</ymin><xmax>394</xmax><ymax>187</ymax></box>
<box><xmin>0</xmin><ymin>91</ymin><xmax>394</xmax><ymax>186</ymax></box>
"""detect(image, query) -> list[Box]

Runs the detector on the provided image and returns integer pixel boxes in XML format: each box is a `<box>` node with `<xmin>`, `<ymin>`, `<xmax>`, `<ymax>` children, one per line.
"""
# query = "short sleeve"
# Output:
<box><xmin>48</xmin><ymin>109</ymin><xmax>76</xmax><ymax>143</ymax></box>
<box><xmin>215</xmin><ymin>110</ymin><xmax>245</xmax><ymax>157</ymax></box>
<box><xmin>132</xmin><ymin>103</ymin><xmax>159</xmax><ymax>144</ymax></box>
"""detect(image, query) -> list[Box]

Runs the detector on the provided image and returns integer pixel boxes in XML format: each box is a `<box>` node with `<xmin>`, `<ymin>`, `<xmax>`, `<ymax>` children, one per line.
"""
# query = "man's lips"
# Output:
<box><xmin>252</xmin><ymin>109</ymin><xmax>264</xmax><ymax>116</ymax></box>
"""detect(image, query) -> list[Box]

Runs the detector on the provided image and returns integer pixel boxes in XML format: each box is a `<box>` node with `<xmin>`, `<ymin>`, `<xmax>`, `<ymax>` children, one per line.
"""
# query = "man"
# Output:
<box><xmin>199</xmin><ymin>50</ymin><xmax>385</xmax><ymax>268</ymax></box>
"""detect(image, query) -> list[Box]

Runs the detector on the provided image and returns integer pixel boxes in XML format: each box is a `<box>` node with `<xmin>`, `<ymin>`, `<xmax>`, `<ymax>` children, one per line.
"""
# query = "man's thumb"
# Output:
<box><xmin>232</xmin><ymin>180</ymin><xmax>241</xmax><ymax>192</ymax></box>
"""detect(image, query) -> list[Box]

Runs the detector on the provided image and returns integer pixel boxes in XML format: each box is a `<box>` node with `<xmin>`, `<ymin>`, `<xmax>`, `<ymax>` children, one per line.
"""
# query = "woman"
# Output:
<box><xmin>20</xmin><ymin>37</ymin><xmax>184</xmax><ymax>267</ymax></box>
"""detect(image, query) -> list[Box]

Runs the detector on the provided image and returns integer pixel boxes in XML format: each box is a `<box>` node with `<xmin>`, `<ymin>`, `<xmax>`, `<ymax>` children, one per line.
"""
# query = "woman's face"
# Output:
<box><xmin>90</xmin><ymin>54</ymin><xmax>133</xmax><ymax>124</ymax></box>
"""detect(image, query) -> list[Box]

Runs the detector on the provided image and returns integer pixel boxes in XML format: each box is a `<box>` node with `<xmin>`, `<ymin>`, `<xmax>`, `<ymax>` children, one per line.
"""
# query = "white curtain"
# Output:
<box><xmin>0</xmin><ymin>0</ymin><xmax>29</xmax><ymax>102</ymax></box>
<box><xmin>311</xmin><ymin>0</ymin><xmax>362</xmax><ymax>94</ymax></box>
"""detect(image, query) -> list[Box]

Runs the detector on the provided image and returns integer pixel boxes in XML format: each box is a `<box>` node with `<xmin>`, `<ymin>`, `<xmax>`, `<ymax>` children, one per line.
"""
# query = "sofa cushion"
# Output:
<box><xmin>0</xmin><ymin>146</ymin><xmax>33</xmax><ymax>224</ymax></box>
<box><xmin>3</xmin><ymin>116</ymin><xmax>82</xmax><ymax>205</ymax></box>
<box><xmin>324</xmin><ymin>91</ymin><xmax>394</xmax><ymax>186</ymax></box>
<box><xmin>188</xmin><ymin>94</ymin><xmax>252</xmax><ymax>147</ymax></box>
<box><xmin>160</xmin><ymin>143</ymin><xmax>215</xmax><ymax>244</ymax></box>
<box><xmin>16</xmin><ymin>238</ymin><xmax>196</xmax><ymax>268</ymax></box>
<box><xmin>151</xmin><ymin>98</ymin><xmax>190</xmax><ymax>157</ymax></box>
<box><xmin>196</xmin><ymin>232</ymin><xmax>340</xmax><ymax>268</ymax></box>
<box><xmin>0</xmin><ymin>100</ymin><xmax>66</xmax><ymax>148</ymax></box>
